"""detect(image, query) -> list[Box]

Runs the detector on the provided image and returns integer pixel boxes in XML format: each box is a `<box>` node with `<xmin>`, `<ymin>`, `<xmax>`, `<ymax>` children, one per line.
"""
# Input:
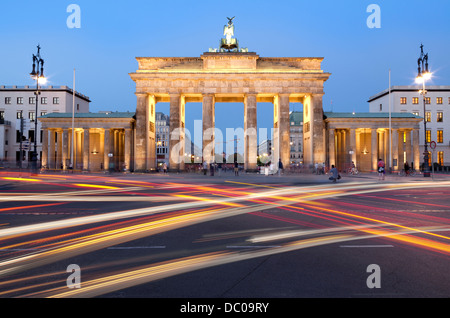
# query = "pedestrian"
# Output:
<box><xmin>278</xmin><ymin>158</ymin><xmax>283</xmax><ymax>176</ymax></box>
<box><xmin>163</xmin><ymin>162</ymin><xmax>167</xmax><ymax>173</ymax></box>
<box><xmin>315</xmin><ymin>162</ymin><xmax>319</xmax><ymax>174</ymax></box>
<box><xmin>210</xmin><ymin>162</ymin><xmax>215</xmax><ymax>176</ymax></box>
<box><xmin>377</xmin><ymin>158</ymin><xmax>385</xmax><ymax>180</ymax></box>
<box><xmin>329</xmin><ymin>164</ymin><xmax>339</xmax><ymax>183</ymax></box>
<box><xmin>203</xmin><ymin>160</ymin><xmax>208</xmax><ymax>175</ymax></box>
<box><xmin>404</xmin><ymin>161</ymin><xmax>410</xmax><ymax>176</ymax></box>
<box><xmin>234</xmin><ymin>161</ymin><xmax>239</xmax><ymax>176</ymax></box>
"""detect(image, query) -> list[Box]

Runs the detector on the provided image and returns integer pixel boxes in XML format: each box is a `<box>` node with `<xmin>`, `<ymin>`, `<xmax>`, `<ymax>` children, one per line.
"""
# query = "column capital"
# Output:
<box><xmin>202</xmin><ymin>93</ymin><xmax>215</xmax><ymax>99</ymax></box>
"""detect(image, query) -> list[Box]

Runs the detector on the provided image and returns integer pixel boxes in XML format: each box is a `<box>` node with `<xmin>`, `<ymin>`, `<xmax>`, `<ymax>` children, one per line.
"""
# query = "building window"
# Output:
<box><xmin>41</xmin><ymin>112</ymin><xmax>47</xmax><ymax>116</ymax></box>
<box><xmin>426</xmin><ymin>130</ymin><xmax>431</xmax><ymax>143</ymax></box>
<box><xmin>0</xmin><ymin>111</ymin><xmax>4</xmax><ymax>120</ymax></box>
<box><xmin>400</xmin><ymin>97</ymin><xmax>407</xmax><ymax>104</ymax></box>
<box><xmin>17</xmin><ymin>97</ymin><xmax>23</xmax><ymax>104</ymax></box>
<box><xmin>379</xmin><ymin>104</ymin><xmax>382</xmax><ymax>111</ymax></box>
<box><xmin>16</xmin><ymin>111</ymin><xmax>23</xmax><ymax>119</ymax></box>
<box><xmin>41</xmin><ymin>97</ymin><xmax>47</xmax><ymax>104</ymax></box>
<box><xmin>448</xmin><ymin>97</ymin><xmax>450</xmax><ymax>105</ymax></box>
<box><xmin>5</xmin><ymin>97</ymin><xmax>11</xmax><ymax>104</ymax></box>
<box><xmin>77</xmin><ymin>104</ymin><xmax>80</xmax><ymax>111</ymax></box>
<box><xmin>29</xmin><ymin>112</ymin><xmax>35</xmax><ymax>121</ymax></box>
<box><xmin>425</xmin><ymin>112</ymin><xmax>431</xmax><ymax>122</ymax></box>
<box><xmin>28</xmin><ymin>130</ymin><xmax>35</xmax><ymax>143</ymax></box>
<box><xmin>16</xmin><ymin>130</ymin><xmax>22</xmax><ymax>143</ymax></box>
<box><xmin>412</xmin><ymin>111</ymin><xmax>419</xmax><ymax>116</ymax></box>
<box><xmin>437</xmin><ymin>112</ymin><xmax>443</xmax><ymax>122</ymax></box>
<box><xmin>425</xmin><ymin>97</ymin><xmax>431</xmax><ymax>104</ymax></box>
<box><xmin>412</xmin><ymin>97</ymin><xmax>419</xmax><ymax>104</ymax></box>
<box><xmin>29</xmin><ymin>97</ymin><xmax>36</xmax><ymax>104</ymax></box>
<box><xmin>438</xmin><ymin>151</ymin><xmax>444</xmax><ymax>166</ymax></box>
<box><xmin>53</xmin><ymin>97</ymin><xmax>59</xmax><ymax>104</ymax></box>
<box><xmin>437</xmin><ymin>130</ymin><xmax>443</xmax><ymax>143</ymax></box>
<box><xmin>437</xmin><ymin>97</ymin><xmax>443</xmax><ymax>104</ymax></box>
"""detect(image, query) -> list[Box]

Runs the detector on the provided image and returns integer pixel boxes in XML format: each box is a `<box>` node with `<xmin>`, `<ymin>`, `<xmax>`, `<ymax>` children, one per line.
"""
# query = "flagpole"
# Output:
<box><xmin>389</xmin><ymin>69</ymin><xmax>392</xmax><ymax>171</ymax></box>
<box><xmin>70</xmin><ymin>68</ymin><xmax>75</xmax><ymax>170</ymax></box>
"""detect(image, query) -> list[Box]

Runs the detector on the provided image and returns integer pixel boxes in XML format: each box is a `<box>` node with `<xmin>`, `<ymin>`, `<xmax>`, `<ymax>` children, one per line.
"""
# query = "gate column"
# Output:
<box><xmin>169</xmin><ymin>93</ymin><xmax>185</xmax><ymax>171</ymax></box>
<box><xmin>244</xmin><ymin>93</ymin><xmax>257</xmax><ymax>171</ymax></box>
<box><xmin>202</xmin><ymin>94</ymin><xmax>215</xmax><ymax>164</ymax></box>
<box><xmin>135</xmin><ymin>93</ymin><xmax>148</xmax><ymax>172</ymax></box>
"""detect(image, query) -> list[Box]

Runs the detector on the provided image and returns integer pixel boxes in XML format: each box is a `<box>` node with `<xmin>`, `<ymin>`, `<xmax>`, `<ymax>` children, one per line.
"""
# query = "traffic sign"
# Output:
<box><xmin>430</xmin><ymin>141</ymin><xmax>436</xmax><ymax>150</ymax></box>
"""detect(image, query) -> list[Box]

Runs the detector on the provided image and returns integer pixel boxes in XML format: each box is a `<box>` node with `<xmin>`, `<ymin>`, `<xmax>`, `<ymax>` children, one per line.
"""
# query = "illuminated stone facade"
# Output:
<box><xmin>129</xmin><ymin>52</ymin><xmax>331</xmax><ymax>171</ymax></box>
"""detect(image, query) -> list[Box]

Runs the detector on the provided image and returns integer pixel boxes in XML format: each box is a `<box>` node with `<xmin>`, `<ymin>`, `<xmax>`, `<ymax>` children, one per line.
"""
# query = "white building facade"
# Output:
<box><xmin>369</xmin><ymin>85</ymin><xmax>450</xmax><ymax>167</ymax></box>
<box><xmin>289</xmin><ymin>111</ymin><xmax>303</xmax><ymax>165</ymax></box>
<box><xmin>0</xmin><ymin>85</ymin><xmax>90</xmax><ymax>166</ymax></box>
<box><xmin>155</xmin><ymin>112</ymin><xmax>170</xmax><ymax>167</ymax></box>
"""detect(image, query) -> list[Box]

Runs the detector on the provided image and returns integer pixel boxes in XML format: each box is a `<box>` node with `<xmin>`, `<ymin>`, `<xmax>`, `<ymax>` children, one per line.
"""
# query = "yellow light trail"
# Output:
<box><xmin>225</xmin><ymin>180</ymin><xmax>280</xmax><ymax>189</ymax></box>
<box><xmin>302</xmin><ymin>204</ymin><xmax>450</xmax><ymax>242</ymax></box>
<box><xmin>73</xmin><ymin>184</ymin><xmax>120</xmax><ymax>190</ymax></box>
<box><xmin>2</xmin><ymin>177</ymin><xmax>41</xmax><ymax>182</ymax></box>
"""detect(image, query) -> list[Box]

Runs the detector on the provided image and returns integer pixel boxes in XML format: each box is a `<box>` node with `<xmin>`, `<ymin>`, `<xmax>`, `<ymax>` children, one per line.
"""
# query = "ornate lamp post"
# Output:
<box><xmin>29</xmin><ymin>45</ymin><xmax>46</xmax><ymax>172</ymax></box>
<box><xmin>415</xmin><ymin>44</ymin><xmax>431</xmax><ymax>177</ymax></box>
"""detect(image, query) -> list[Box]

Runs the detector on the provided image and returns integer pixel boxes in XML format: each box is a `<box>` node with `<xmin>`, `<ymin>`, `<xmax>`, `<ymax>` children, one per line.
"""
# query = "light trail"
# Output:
<box><xmin>39</xmin><ymin>224</ymin><xmax>450</xmax><ymax>298</ymax></box>
<box><xmin>2</xmin><ymin>177</ymin><xmax>41</xmax><ymax>182</ymax></box>
<box><xmin>72</xmin><ymin>184</ymin><xmax>120</xmax><ymax>190</ymax></box>
<box><xmin>1</xmin><ymin>177</ymin><xmax>450</xmax><ymax>297</ymax></box>
<box><xmin>0</xmin><ymin>203</ymin><xmax>66</xmax><ymax>213</ymax></box>
<box><xmin>40</xmin><ymin>234</ymin><xmax>356</xmax><ymax>298</ymax></box>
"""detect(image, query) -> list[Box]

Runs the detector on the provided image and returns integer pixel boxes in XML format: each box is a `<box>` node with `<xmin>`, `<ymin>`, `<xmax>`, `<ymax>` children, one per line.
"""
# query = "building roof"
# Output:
<box><xmin>0</xmin><ymin>85</ymin><xmax>91</xmax><ymax>102</ymax></box>
<box><xmin>39</xmin><ymin>112</ymin><xmax>135</xmax><ymax>119</ymax></box>
<box><xmin>368</xmin><ymin>85</ymin><xmax>450</xmax><ymax>102</ymax></box>
<box><xmin>290</xmin><ymin>111</ymin><xmax>421</xmax><ymax>122</ymax></box>
<box><xmin>324</xmin><ymin>112</ymin><xmax>421</xmax><ymax>119</ymax></box>
<box><xmin>289</xmin><ymin>111</ymin><xmax>303</xmax><ymax>126</ymax></box>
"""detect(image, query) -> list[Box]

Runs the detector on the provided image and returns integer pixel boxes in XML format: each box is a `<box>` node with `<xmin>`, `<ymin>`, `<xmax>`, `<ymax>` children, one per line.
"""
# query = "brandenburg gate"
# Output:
<box><xmin>129</xmin><ymin>19</ymin><xmax>331</xmax><ymax>172</ymax></box>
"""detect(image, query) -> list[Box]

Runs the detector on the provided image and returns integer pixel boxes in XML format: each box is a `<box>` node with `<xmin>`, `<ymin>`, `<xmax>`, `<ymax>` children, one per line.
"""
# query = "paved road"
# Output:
<box><xmin>0</xmin><ymin>170</ymin><xmax>449</xmax><ymax>306</ymax></box>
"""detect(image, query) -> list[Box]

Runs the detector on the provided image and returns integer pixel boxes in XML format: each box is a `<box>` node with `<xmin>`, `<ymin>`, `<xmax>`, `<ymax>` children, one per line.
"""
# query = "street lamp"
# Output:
<box><xmin>30</xmin><ymin>44</ymin><xmax>46</xmax><ymax>172</ymax></box>
<box><xmin>415</xmin><ymin>44</ymin><xmax>431</xmax><ymax>177</ymax></box>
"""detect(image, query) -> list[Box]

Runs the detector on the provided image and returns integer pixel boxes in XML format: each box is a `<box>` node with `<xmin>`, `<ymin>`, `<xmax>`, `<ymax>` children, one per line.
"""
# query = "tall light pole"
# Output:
<box><xmin>29</xmin><ymin>44</ymin><xmax>46</xmax><ymax>172</ymax></box>
<box><xmin>415</xmin><ymin>43</ymin><xmax>431</xmax><ymax>177</ymax></box>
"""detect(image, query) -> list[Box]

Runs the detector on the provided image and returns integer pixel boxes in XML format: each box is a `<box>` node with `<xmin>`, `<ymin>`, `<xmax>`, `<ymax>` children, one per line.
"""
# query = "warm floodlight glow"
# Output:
<box><xmin>415</xmin><ymin>76</ymin><xmax>423</xmax><ymax>84</ymax></box>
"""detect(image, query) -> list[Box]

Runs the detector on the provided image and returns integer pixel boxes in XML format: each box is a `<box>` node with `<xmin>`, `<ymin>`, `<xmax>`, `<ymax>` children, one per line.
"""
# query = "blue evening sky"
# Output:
<box><xmin>1</xmin><ymin>0</ymin><xmax>449</xmax><ymax>150</ymax></box>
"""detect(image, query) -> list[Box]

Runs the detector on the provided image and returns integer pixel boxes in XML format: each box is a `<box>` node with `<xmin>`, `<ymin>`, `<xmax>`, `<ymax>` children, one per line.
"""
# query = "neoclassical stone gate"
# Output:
<box><xmin>129</xmin><ymin>52</ymin><xmax>331</xmax><ymax>172</ymax></box>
